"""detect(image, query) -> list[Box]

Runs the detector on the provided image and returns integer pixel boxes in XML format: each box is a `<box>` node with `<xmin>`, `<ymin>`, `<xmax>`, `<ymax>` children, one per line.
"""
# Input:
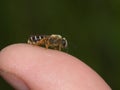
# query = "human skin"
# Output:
<box><xmin>0</xmin><ymin>44</ymin><xmax>111</xmax><ymax>90</ymax></box>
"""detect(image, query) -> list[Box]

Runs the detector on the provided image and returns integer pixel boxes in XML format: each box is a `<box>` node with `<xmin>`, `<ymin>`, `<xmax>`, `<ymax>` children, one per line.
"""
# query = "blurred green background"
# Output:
<box><xmin>0</xmin><ymin>0</ymin><xmax>120</xmax><ymax>89</ymax></box>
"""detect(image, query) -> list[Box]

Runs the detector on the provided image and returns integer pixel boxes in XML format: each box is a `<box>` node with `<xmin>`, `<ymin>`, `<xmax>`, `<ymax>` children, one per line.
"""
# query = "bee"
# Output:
<box><xmin>27</xmin><ymin>34</ymin><xmax>68</xmax><ymax>51</ymax></box>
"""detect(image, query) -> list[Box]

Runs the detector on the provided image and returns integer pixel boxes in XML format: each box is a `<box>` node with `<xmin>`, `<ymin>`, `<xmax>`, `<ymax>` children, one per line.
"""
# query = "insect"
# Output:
<box><xmin>27</xmin><ymin>34</ymin><xmax>68</xmax><ymax>51</ymax></box>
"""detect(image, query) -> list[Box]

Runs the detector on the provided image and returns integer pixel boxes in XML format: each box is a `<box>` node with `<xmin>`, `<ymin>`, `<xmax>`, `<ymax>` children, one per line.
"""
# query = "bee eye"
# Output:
<box><xmin>62</xmin><ymin>39</ymin><xmax>67</xmax><ymax>48</ymax></box>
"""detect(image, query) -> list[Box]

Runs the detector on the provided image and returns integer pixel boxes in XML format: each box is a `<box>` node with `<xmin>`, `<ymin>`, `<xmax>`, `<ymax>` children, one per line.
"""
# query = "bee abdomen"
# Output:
<box><xmin>27</xmin><ymin>35</ymin><xmax>45</xmax><ymax>44</ymax></box>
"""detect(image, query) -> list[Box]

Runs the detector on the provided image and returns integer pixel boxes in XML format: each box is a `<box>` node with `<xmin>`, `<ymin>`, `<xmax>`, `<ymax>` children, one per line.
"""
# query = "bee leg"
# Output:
<box><xmin>58</xmin><ymin>45</ymin><xmax>62</xmax><ymax>51</ymax></box>
<box><xmin>54</xmin><ymin>47</ymin><xmax>58</xmax><ymax>50</ymax></box>
<box><xmin>45</xmin><ymin>44</ymin><xmax>49</xmax><ymax>49</ymax></box>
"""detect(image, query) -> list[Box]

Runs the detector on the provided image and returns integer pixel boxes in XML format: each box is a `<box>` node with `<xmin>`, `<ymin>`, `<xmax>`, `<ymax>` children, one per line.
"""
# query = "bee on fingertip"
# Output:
<box><xmin>27</xmin><ymin>34</ymin><xmax>68</xmax><ymax>51</ymax></box>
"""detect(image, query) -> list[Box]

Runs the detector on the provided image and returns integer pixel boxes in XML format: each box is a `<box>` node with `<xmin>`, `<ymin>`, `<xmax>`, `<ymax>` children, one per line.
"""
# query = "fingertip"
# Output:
<box><xmin>0</xmin><ymin>43</ymin><xmax>76</xmax><ymax>90</ymax></box>
<box><xmin>0</xmin><ymin>43</ymin><xmax>111</xmax><ymax>90</ymax></box>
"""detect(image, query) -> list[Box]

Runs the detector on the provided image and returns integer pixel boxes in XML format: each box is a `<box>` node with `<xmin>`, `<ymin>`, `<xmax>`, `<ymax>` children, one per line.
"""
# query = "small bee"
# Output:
<box><xmin>27</xmin><ymin>34</ymin><xmax>68</xmax><ymax>51</ymax></box>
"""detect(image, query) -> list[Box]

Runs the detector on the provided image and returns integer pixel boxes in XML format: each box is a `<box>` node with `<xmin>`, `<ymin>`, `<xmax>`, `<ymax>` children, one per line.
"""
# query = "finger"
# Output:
<box><xmin>0</xmin><ymin>44</ymin><xmax>111</xmax><ymax>90</ymax></box>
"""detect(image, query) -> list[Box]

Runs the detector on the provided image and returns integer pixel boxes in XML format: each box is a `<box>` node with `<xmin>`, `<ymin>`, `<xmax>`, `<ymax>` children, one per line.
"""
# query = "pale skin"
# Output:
<box><xmin>0</xmin><ymin>44</ymin><xmax>111</xmax><ymax>90</ymax></box>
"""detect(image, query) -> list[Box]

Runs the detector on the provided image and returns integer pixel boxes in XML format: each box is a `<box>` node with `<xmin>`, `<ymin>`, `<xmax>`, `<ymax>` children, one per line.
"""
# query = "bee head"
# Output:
<box><xmin>62</xmin><ymin>38</ymin><xmax>68</xmax><ymax>48</ymax></box>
